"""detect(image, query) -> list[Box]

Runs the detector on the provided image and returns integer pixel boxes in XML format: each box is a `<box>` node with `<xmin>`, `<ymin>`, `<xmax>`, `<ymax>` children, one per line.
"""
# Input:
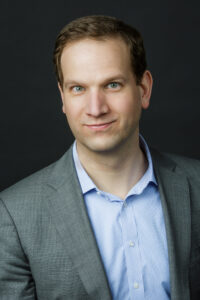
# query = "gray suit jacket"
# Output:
<box><xmin>0</xmin><ymin>147</ymin><xmax>200</xmax><ymax>300</ymax></box>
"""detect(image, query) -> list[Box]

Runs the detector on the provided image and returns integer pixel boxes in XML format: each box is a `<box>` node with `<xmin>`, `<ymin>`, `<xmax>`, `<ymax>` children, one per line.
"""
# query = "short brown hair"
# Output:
<box><xmin>53</xmin><ymin>15</ymin><xmax>147</xmax><ymax>86</ymax></box>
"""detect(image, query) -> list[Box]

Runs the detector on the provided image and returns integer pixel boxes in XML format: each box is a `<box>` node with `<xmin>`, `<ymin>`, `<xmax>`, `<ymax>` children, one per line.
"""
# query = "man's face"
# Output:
<box><xmin>59</xmin><ymin>37</ymin><xmax>152</xmax><ymax>155</ymax></box>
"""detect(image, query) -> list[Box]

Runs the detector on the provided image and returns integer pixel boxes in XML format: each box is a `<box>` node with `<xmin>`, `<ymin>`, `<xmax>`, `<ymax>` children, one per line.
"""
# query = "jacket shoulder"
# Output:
<box><xmin>0</xmin><ymin>160</ymin><xmax>55</xmax><ymax>202</ymax></box>
<box><xmin>0</xmin><ymin>147</ymin><xmax>74</xmax><ymax>205</ymax></box>
<box><xmin>151</xmin><ymin>148</ymin><xmax>200</xmax><ymax>180</ymax></box>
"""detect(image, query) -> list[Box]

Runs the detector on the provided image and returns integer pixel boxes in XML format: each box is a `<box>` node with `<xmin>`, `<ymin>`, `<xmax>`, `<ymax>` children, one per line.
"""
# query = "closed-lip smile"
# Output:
<box><xmin>84</xmin><ymin>120</ymin><xmax>116</xmax><ymax>131</ymax></box>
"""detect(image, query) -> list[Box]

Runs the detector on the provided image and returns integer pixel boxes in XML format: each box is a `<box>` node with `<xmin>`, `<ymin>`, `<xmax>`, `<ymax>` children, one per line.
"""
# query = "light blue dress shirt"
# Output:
<box><xmin>73</xmin><ymin>136</ymin><xmax>170</xmax><ymax>300</ymax></box>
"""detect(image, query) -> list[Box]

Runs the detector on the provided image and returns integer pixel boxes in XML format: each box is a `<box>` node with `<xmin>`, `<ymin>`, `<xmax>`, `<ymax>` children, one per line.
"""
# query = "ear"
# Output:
<box><xmin>58</xmin><ymin>82</ymin><xmax>66</xmax><ymax>114</ymax></box>
<box><xmin>139</xmin><ymin>70</ymin><xmax>153</xmax><ymax>110</ymax></box>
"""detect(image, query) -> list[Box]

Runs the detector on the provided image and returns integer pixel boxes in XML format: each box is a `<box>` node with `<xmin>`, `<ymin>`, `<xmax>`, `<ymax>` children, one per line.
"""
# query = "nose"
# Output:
<box><xmin>86</xmin><ymin>89</ymin><xmax>109</xmax><ymax>117</ymax></box>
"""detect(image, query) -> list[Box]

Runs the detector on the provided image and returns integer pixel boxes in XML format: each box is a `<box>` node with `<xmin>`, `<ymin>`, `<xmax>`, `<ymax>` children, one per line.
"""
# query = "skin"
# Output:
<box><xmin>58</xmin><ymin>37</ymin><xmax>153</xmax><ymax>199</ymax></box>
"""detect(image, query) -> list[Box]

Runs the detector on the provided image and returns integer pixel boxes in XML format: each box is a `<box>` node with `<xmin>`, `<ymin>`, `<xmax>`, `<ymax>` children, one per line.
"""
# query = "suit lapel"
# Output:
<box><xmin>44</xmin><ymin>146</ymin><xmax>191</xmax><ymax>299</ymax></box>
<box><xmin>151</xmin><ymin>149</ymin><xmax>191</xmax><ymax>300</ymax></box>
<box><xmin>45</xmin><ymin>148</ymin><xmax>112</xmax><ymax>299</ymax></box>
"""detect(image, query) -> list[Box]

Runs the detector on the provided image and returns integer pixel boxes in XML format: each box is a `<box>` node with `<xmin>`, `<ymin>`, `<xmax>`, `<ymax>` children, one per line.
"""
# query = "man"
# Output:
<box><xmin>0</xmin><ymin>15</ymin><xmax>199</xmax><ymax>300</ymax></box>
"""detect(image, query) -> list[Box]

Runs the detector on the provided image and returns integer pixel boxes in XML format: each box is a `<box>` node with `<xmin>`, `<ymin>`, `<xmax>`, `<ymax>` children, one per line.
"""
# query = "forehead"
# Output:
<box><xmin>60</xmin><ymin>37</ymin><xmax>132</xmax><ymax>83</ymax></box>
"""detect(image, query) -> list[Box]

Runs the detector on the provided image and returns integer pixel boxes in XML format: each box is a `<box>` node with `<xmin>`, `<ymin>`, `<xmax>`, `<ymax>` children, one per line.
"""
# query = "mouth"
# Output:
<box><xmin>84</xmin><ymin>120</ymin><xmax>116</xmax><ymax>131</ymax></box>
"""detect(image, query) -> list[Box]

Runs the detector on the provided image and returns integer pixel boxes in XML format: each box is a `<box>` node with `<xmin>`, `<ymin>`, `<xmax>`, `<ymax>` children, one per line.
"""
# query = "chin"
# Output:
<box><xmin>79</xmin><ymin>136</ymin><xmax>128</xmax><ymax>154</ymax></box>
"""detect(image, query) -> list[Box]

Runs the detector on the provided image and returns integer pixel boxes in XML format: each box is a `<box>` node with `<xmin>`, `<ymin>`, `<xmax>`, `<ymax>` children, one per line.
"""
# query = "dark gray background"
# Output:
<box><xmin>0</xmin><ymin>0</ymin><xmax>199</xmax><ymax>191</ymax></box>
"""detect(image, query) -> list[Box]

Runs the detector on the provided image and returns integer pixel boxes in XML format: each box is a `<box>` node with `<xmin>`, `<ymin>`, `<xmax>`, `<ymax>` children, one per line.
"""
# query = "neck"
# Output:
<box><xmin>76</xmin><ymin>135</ymin><xmax>148</xmax><ymax>200</ymax></box>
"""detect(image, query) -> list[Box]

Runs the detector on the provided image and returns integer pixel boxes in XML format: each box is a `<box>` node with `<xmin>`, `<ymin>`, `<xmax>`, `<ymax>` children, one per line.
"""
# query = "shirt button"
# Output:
<box><xmin>97</xmin><ymin>191</ymin><xmax>101</xmax><ymax>195</ymax></box>
<box><xmin>129</xmin><ymin>241</ymin><xmax>135</xmax><ymax>247</ymax></box>
<box><xmin>133</xmin><ymin>282</ymin><xmax>139</xmax><ymax>289</ymax></box>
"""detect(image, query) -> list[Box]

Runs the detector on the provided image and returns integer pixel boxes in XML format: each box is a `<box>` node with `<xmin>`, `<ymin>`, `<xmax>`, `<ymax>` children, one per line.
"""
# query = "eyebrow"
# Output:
<box><xmin>63</xmin><ymin>74</ymin><xmax>127</xmax><ymax>89</ymax></box>
<box><xmin>103</xmin><ymin>75</ymin><xmax>127</xmax><ymax>84</ymax></box>
<box><xmin>64</xmin><ymin>80</ymin><xmax>84</xmax><ymax>89</ymax></box>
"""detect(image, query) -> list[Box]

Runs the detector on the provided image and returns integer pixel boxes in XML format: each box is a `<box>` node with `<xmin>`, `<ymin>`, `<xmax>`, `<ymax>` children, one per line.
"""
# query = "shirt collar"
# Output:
<box><xmin>72</xmin><ymin>143</ymin><xmax>95</xmax><ymax>194</ymax></box>
<box><xmin>73</xmin><ymin>135</ymin><xmax>157</xmax><ymax>196</ymax></box>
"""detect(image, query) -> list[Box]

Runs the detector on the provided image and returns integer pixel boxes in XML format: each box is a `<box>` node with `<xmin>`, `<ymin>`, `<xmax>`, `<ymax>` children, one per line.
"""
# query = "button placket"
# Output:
<box><xmin>119</xmin><ymin>199</ymin><xmax>145</xmax><ymax>299</ymax></box>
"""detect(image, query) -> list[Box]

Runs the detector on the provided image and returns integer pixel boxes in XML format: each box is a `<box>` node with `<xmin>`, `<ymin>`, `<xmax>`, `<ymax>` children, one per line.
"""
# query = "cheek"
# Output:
<box><xmin>64</xmin><ymin>101</ymin><xmax>81</xmax><ymax>118</ymax></box>
<box><xmin>113</xmin><ymin>97</ymin><xmax>141</xmax><ymax>116</ymax></box>
<box><xmin>64</xmin><ymin>112</ymin><xmax>78</xmax><ymax>136</ymax></box>
<box><xmin>111</xmin><ymin>88</ymin><xmax>141</xmax><ymax>112</ymax></box>
<box><xmin>64</xmin><ymin>103</ymin><xmax>84</xmax><ymax>133</ymax></box>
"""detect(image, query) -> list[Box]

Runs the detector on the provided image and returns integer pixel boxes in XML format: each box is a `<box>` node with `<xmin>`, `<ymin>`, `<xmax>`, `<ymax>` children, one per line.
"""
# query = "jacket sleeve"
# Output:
<box><xmin>0</xmin><ymin>198</ymin><xmax>37</xmax><ymax>299</ymax></box>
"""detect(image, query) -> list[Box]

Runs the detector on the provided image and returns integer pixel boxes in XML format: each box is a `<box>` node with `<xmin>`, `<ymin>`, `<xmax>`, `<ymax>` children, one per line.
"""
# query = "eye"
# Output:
<box><xmin>72</xmin><ymin>86</ymin><xmax>84</xmax><ymax>93</ymax></box>
<box><xmin>107</xmin><ymin>82</ymin><xmax>121</xmax><ymax>89</ymax></box>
